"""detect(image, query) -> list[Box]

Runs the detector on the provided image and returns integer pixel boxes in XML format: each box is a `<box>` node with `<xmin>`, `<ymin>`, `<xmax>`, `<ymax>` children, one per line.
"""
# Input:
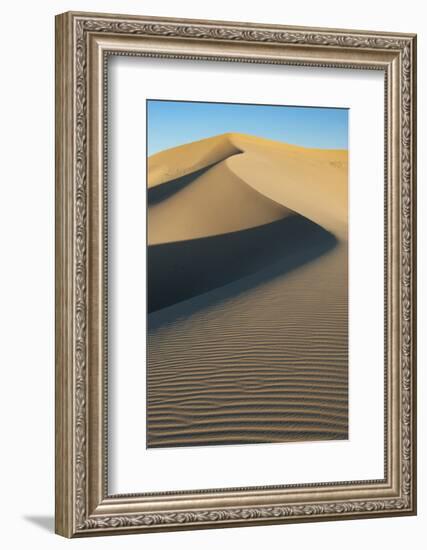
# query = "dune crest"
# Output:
<box><xmin>148</xmin><ymin>133</ymin><xmax>242</xmax><ymax>188</ymax></box>
<box><xmin>148</xmin><ymin>132</ymin><xmax>348</xmax><ymax>245</ymax></box>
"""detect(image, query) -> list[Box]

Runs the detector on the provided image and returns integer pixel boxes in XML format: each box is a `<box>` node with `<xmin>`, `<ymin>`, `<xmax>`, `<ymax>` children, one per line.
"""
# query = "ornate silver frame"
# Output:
<box><xmin>55</xmin><ymin>11</ymin><xmax>417</xmax><ymax>537</ymax></box>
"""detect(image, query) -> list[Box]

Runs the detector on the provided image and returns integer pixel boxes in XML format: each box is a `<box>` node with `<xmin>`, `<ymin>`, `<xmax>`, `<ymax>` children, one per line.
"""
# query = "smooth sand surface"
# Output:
<box><xmin>148</xmin><ymin>133</ymin><xmax>242</xmax><ymax>188</ymax></box>
<box><xmin>147</xmin><ymin>132</ymin><xmax>348</xmax><ymax>448</ymax></box>
<box><xmin>148</xmin><ymin>159</ymin><xmax>293</xmax><ymax>245</ymax></box>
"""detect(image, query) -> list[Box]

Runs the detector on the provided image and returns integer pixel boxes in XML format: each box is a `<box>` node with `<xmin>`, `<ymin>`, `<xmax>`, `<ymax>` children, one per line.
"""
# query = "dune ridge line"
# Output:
<box><xmin>148</xmin><ymin>132</ymin><xmax>348</xmax><ymax>245</ymax></box>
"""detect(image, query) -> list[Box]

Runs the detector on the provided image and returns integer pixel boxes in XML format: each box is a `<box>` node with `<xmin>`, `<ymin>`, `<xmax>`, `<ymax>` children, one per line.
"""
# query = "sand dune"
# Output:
<box><xmin>226</xmin><ymin>134</ymin><xmax>348</xmax><ymax>239</ymax></box>
<box><xmin>148</xmin><ymin>132</ymin><xmax>348</xmax><ymax>244</ymax></box>
<box><xmin>147</xmin><ymin>132</ymin><xmax>348</xmax><ymax>448</ymax></box>
<box><xmin>148</xmin><ymin>215</ymin><xmax>336</xmax><ymax>312</ymax></box>
<box><xmin>148</xmin><ymin>157</ymin><xmax>292</xmax><ymax>245</ymax></box>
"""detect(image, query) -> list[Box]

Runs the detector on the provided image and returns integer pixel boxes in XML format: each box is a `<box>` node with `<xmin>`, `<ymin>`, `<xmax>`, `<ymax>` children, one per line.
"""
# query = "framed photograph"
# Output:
<box><xmin>55</xmin><ymin>11</ymin><xmax>417</xmax><ymax>537</ymax></box>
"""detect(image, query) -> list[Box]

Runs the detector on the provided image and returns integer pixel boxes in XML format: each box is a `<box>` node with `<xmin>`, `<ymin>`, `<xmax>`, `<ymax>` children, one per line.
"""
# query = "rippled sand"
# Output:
<box><xmin>148</xmin><ymin>243</ymin><xmax>347</xmax><ymax>447</ymax></box>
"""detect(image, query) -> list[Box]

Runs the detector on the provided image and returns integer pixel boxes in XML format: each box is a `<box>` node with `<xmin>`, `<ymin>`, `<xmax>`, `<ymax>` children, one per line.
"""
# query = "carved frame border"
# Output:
<box><xmin>55</xmin><ymin>11</ymin><xmax>416</xmax><ymax>537</ymax></box>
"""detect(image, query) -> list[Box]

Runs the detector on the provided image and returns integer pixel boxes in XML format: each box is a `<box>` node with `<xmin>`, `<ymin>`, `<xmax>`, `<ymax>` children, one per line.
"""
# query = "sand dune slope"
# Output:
<box><xmin>148</xmin><ymin>215</ymin><xmax>336</xmax><ymax>312</ymax></box>
<box><xmin>148</xmin><ymin>242</ymin><xmax>348</xmax><ymax>447</ymax></box>
<box><xmin>226</xmin><ymin>133</ymin><xmax>348</xmax><ymax>239</ymax></box>
<box><xmin>148</xmin><ymin>133</ymin><xmax>242</xmax><ymax>188</ymax></box>
<box><xmin>148</xmin><ymin>157</ymin><xmax>293</xmax><ymax>245</ymax></box>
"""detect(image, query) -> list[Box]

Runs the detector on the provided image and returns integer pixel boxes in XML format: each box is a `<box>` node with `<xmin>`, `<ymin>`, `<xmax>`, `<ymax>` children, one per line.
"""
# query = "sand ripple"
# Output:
<box><xmin>147</xmin><ymin>244</ymin><xmax>347</xmax><ymax>448</ymax></box>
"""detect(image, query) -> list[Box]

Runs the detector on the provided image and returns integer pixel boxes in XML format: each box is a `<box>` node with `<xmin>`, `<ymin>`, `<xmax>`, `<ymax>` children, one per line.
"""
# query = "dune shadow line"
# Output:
<box><xmin>148</xmin><ymin>152</ymin><xmax>242</xmax><ymax>206</ymax></box>
<box><xmin>148</xmin><ymin>214</ymin><xmax>337</xmax><ymax>314</ymax></box>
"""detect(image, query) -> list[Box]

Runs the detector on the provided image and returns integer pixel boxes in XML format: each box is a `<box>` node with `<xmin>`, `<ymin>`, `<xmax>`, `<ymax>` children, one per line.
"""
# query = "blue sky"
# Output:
<box><xmin>147</xmin><ymin>100</ymin><xmax>348</xmax><ymax>156</ymax></box>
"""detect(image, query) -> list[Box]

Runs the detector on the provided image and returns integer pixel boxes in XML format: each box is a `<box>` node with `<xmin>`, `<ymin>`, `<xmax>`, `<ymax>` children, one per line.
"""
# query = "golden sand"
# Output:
<box><xmin>148</xmin><ymin>133</ymin><xmax>348</xmax><ymax>243</ymax></box>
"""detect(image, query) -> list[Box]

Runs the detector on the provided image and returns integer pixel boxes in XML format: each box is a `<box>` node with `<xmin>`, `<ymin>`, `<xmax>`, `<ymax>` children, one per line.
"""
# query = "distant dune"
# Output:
<box><xmin>147</xmin><ymin>132</ymin><xmax>348</xmax><ymax>448</ymax></box>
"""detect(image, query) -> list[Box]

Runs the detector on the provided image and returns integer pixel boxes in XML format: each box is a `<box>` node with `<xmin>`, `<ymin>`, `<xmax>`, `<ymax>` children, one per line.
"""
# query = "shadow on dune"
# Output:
<box><xmin>148</xmin><ymin>214</ymin><xmax>337</xmax><ymax>316</ymax></box>
<box><xmin>148</xmin><ymin>152</ymin><xmax>242</xmax><ymax>206</ymax></box>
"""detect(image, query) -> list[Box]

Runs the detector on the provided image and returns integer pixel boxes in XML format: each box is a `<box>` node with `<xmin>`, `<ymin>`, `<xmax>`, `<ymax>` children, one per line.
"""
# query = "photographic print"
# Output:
<box><xmin>147</xmin><ymin>99</ymin><xmax>349</xmax><ymax>449</ymax></box>
<box><xmin>56</xmin><ymin>13</ymin><xmax>417</xmax><ymax>536</ymax></box>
